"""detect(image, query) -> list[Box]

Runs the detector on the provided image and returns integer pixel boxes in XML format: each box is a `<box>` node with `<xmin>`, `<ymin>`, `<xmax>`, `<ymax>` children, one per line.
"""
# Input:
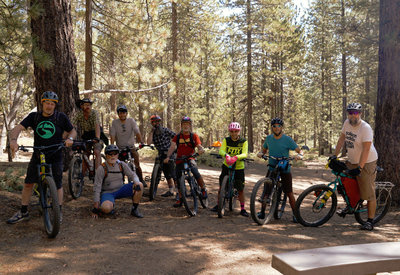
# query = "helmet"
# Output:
<box><xmin>347</xmin><ymin>103</ymin><xmax>362</xmax><ymax>111</ymax></box>
<box><xmin>41</xmin><ymin>91</ymin><xmax>59</xmax><ymax>103</ymax></box>
<box><xmin>228</xmin><ymin>122</ymin><xmax>241</xmax><ymax>131</ymax></box>
<box><xmin>181</xmin><ymin>116</ymin><xmax>192</xmax><ymax>124</ymax></box>
<box><xmin>271</xmin><ymin>117</ymin><xmax>284</xmax><ymax>126</ymax></box>
<box><xmin>80</xmin><ymin>98</ymin><xmax>93</xmax><ymax>105</ymax></box>
<box><xmin>150</xmin><ymin>115</ymin><xmax>161</xmax><ymax>122</ymax></box>
<box><xmin>117</xmin><ymin>104</ymin><xmax>128</xmax><ymax>113</ymax></box>
<box><xmin>105</xmin><ymin>144</ymin><xmax>119</xmax><ymax>155</ymax></box>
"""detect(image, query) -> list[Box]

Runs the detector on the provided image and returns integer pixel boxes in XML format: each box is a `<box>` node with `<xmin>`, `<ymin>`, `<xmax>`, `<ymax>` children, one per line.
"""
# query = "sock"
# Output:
<box><xmin>21</xmin><ymin>205</ymin><xmax>28</xmax><ymax>214</ymax></box>
<box><xmin>132</xmin><ymin>203</ymin><xmax>139</xmax><ymax>210</ymax></box>
<box><xmin>59</xmin><ymin>205</ymin><xmax>62</xmax><ymax>211</ymax></box>
<box><xmin>367</xmin><ymin>218</ymin><xmax>373</xmax><ymax>223</ymax></box>
<box><xmin>240</xmin><ymin>203</ymin><xmax>245</xmax><ymax>210</ymax></box>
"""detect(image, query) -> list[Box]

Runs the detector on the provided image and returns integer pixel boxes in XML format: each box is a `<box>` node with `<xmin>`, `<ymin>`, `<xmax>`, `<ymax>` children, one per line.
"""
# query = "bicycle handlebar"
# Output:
<box><xmin>18</xmin><ymin>143</ymin><xmax>65</xmax><ymax>152</ymax></box>
<box><xmin>261</xmin><ymin>155</ymin><xmax>295</xmax><ymax>161</ymax></box>
<box><xmin>210</xmin><ymin>153</ymin><xmax>254</xmax><ymax>162</ymax></box>
<box><xmin>175</xmin><ymin>153</ymin><xmax>199</xmax><ymax>161</ymax></box>
<box><xmin>138</xmin><ymin>144</ymin><xmax>155</xmax><ymax>150</ymax></box>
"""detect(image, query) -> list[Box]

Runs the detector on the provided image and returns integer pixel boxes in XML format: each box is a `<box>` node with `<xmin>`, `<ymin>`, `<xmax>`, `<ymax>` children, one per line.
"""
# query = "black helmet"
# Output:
<box><xmin>117</xmin><ymin>105</ymin><xmax>128</xmax><ymax>113</ymax></box>
<box><xmin>150</xmin><ymin>115</ymin><xmax>161</xmax><ymax>122</ymax></box>
<box><xmin>347</xmin><ymin>103</ymin><xmax>362</xmax><ymax>112</ymax></box>
<box><xmin>80</xmin><ymin>98</ymin><xmax>93</xmax><ymax>105</ymax></box>
<box><xmin>181</xmin><ymin>116</ymin><xmax>192</xmax><ymax>124</ymax></box>
<box><xmin>105</xmin><ymin>144</ymin><xmax>119</xmax><ymax>155</ymax></box>
<box><xmin>41</xmin><ymin>91</ymin><xmax>59</xmax><ymax>103</ymax></box>
<box><xmin>271</xmin><ymin>117</ymin><xmax>284</xmax><ymax>126</ymax></box>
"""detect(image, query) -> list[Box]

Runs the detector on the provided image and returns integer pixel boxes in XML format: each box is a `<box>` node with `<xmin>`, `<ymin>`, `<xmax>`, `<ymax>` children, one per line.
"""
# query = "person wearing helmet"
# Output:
<box><xmin>164</xmin><ymin>116</ymin><xmax>208</xmax><ymax>207</ymax></box>
<box><xmin>210</xmin><ymin>122</ymin><xmax>250</xmax><ymax>217</ymax></box>
<box><xmin>7</xmin><ymin>91</ymin><xmax>76</xmax><ymax>224</ymax></box>
<box><xmin>332</xmin><ymin>103</ymin><xmax>378</xmax><ymax>231</ymax></box>
<box><xmin>256</xmin><ymin>117</ymin><xmax>303</xmax><ymax>223</ymax></box>
<box><xmin>147</xmin><ymin>115</ymin><xmax>178</xmax><ymax>197</ymax></box>
<box><xmin>91</xmin><ymin>144</ymin><xmax>144</xmax><ymax>218</ymax></box>
<box><xmin>73</xmin><ymin>97</ymin><xmax>103</xmax><ymax>169</ymax></box>
<box><xmin>110</xmin><ymin>104</ymin><xmax>145</xmax><ymax>186</ymax></box>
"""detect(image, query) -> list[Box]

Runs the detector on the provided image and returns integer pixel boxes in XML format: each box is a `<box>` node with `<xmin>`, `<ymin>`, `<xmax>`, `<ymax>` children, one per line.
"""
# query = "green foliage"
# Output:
<box><xmin>0</xmin><ymin>167</ymin><xmax>25</xmax><ymax>192</ymax></box>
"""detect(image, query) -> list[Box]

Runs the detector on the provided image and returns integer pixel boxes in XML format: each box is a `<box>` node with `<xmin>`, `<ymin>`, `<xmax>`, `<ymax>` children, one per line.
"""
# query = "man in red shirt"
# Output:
<box><xmin>164</xmin><ymin>116</ymin><xmax>207</xmax><ymax>207</ymax></box>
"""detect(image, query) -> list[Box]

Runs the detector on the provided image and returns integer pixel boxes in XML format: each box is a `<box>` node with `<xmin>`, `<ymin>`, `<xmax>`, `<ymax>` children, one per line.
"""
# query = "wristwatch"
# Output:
<box><xmin>68</xmin><ymin>137</ymin><xmax>73</xmax><ymax>141</ymax></box>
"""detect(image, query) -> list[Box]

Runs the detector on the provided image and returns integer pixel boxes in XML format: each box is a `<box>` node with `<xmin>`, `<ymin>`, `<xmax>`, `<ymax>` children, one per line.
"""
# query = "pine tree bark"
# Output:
<box><xmin>30</xmin><ymin>0</ymin><xmax>79</xmax><ymax>116</ymax></box>
<box><xmin>246</xmin><ymin>0</ymin><xmax>254</xmax><ymax>152</ymax></box>
<box><xmin>374</xmin><ymin>0</ymin><xmax>400</xmax><ymax>202</ymax></box>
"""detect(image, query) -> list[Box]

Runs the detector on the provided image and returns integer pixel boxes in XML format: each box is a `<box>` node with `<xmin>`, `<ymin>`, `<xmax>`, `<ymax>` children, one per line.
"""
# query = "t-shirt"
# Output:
<box><xmin>262</xmin><ymin>134</ymin><xmax>298</xmax><ymax>173</ymax></box>
<box><xmin>110</xmin><ymin>118</ymin><xmax>140</xmax><ymax>148</ymax></box>
<box><xmin>341</xmin><ymin>119</ymin><xmax>378</xmax><ymax>164</ymax></box>
<box><xmin>172</xmin><ymin>132</ymin><xmax>201</xmax><ymax>164</ymax></box>
<box><xmin>20</xmin><ymin>111</ymin><xmax>73</xmax><ymax>162</ymax></box>
<box><xmin>219</xmin><ymin>137</ymin><xmax>248</xmax><ymax>170</ymax></box>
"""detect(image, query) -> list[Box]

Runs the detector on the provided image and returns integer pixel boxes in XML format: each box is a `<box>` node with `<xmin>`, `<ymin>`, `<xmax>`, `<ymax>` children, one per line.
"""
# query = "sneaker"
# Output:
<box><xmin>257</xmin><ymin>211</ymin><xmax>265</xmax><ymax>219</ymax></box>
<box><xmin>161</xmin><ymin>191</ymin><xmax>174</xmax><ymax>197</ymax></box>
<box><xmin>130</xmin><ymin>207</ymin><xmax>143</xmax><ymax>218</ymax></box>
<box><xmin>7</xmin><ymin>210</ymin><xmax>30</xmax><ymax>224</ymax></box>
<box><xmin>201</xmin><ymin>188</ymin><xmax>208</xmax><ymax>199</ymax></box>
<box><xmin>292</xmin><ymin>215</ymin><xmax>298</xmax><ymax>223</ymax></box>
<box><xmin>360</xmin><ymin>221</ymin><xmax>373</xmax><ymax>231</ymax></box>
<box><xmin>337</xmin><ymin>206</ymin><xmax>351</xmax><ymax>217</ymax></box>
<box><xmin>210</xmin><ymin>205</ymin><xmax>218</xmax><ymax>212</ymax></box>
<box><xmin>173</xmin><ymin>200</ymin><xmax>183</xmax><ymax>208</ymax></box>
<box><xmin>240</xmin><ymin>209</ymin><xmax>249</xmax><ymax>217</ymax></box>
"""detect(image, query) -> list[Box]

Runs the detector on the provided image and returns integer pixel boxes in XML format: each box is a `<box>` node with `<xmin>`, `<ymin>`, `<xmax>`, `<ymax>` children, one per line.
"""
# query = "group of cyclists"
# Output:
<box><xmin>6</xmin><ymin>90</ymin><xmax>378</xmax><ymax>231</ymax></box>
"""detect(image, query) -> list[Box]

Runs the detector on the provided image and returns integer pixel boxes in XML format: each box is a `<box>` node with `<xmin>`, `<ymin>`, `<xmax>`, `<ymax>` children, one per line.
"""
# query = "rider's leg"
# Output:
<box><xmin>21</xmin><ymin>183</ymin><xmax>34</xmax><ymax>206</ymax></box>
<box><xmin>100</xmin><ymin>200</ymin><xmax>114</xmax><ymax>213</ymax></box>
<box><xmin>131</xmin><ymin>149</ymin><xmax>144</xmax><ymax>183</ymax></box>
<box><xmin>358</xmin><ymin>160</ymin><xmax>377</xmax><ymax>220</ymax></box>
<box><xmin>280</xmin><ymin>172</ymin><xmax>295</xmax><ymax>210</ymax></box>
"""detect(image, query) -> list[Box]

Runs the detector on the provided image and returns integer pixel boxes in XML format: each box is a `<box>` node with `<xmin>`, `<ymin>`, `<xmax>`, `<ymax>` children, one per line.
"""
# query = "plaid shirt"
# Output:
<box><xmin>73</xmin><ymin>109</ymin><xmax>100</xmax><ymax>138</ymax></box>
<box><xmin>153</xmin><ymin>127</ymin><xmax>176</xmax><ymax>152</ymax></box>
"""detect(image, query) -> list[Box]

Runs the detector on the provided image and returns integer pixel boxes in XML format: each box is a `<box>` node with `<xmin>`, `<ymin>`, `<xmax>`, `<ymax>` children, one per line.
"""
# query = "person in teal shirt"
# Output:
<box><xmin>257</xmin><ymin>117</ymin><xmax>303</xmax><ymax>222</ymax></box>
<box><xmin>211</xmin><ymin>122</ymin><xmax>249</xmax><ymax>217</ymax></box>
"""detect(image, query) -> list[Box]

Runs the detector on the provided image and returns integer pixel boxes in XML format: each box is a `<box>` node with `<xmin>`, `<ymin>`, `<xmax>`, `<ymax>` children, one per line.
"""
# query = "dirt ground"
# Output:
<box><xmin>1</xmin><ymin>158</ymin><xmax>400</xmax><ymax>275</ymax></box>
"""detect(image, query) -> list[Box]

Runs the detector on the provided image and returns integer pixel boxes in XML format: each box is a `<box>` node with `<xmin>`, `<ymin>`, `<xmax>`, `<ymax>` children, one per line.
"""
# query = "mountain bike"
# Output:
<box><xmin>177</xmin><ymin>154</ymin><xmax>208</xmax><ymax>216</ymax></box>
<box><xmin>149</xmin><ymin>150</ymin><xmax>171</xmax><ymax>201</ymax></box>
<box><xmin>211</xmin><ymin>153</ymin><xmax>254</xmax><ymax>218</ymax></box>
<box><xmin>68</xmin><ymin>139</ymin><xmax>104</xmax><ymax>199</ymax></box>
<box><xmin>293</xmin><ymin>158</ymin><xmax>393</xmax><ymax>227</ymax></box>
<box><xmin>250</xmin><ymin>155</ymin><xmax>292</xmax><ymax>225</ymax></box>
<box><xmin>119</xmin><ymin>145</ymin><xmax>154</xmax><ymax>181</ymax></box>
<box><xmin>19</xmin><ymin>144</ymin><xmax>63</xmax><ymax>238</ymax></box>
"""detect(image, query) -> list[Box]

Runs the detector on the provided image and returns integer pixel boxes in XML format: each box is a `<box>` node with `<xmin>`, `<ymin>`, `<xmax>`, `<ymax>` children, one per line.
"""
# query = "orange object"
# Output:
<box><xmin>212</xmin><ymin>141</ymin><xmax>222</xmax><ymax>147</ymax></box>
<box><xmin>341</xmin><ymin>177</ymin><xmax>360</xmax><ymax>208</ymax></box>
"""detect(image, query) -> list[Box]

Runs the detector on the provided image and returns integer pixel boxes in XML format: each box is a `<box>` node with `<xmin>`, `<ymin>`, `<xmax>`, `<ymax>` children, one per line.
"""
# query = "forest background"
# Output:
<box><xmin>2</xmin><ymin>0</ymin><xmax>399</xmax><ymax>200</ymax></box>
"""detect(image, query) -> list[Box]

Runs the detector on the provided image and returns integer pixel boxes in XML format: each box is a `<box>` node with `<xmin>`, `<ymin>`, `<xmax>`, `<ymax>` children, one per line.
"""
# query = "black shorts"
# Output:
<box><xmin>266</xmin><ymin>170</ymin><xmax>293</xmax><ymax>194</ymax></box>
<box><xmin>25</xmin><ymin>156</ymin><xmax>63</xmax><ymax>189</ymax></box>
<box><xmin>219</xmin><ymin>165</ymin><xmax>245</xmax><ymax>191</ymax></box>
<box><xmin>157</xmin><ymin>154</ymin><xmax>176</xmax><ymax>180</ymax></box>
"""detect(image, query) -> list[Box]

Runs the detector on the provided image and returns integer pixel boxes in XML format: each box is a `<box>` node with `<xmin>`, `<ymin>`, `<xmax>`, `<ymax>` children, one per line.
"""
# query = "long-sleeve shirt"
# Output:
<box><xmin>219</xmin><ymin>136</ymin><xmax>248</xmax><ymax>170</ymax></box>
<box><xmin>93</xmin><ymin>160</ymin><xmax>139</xmax><ymax>202</ymax></box>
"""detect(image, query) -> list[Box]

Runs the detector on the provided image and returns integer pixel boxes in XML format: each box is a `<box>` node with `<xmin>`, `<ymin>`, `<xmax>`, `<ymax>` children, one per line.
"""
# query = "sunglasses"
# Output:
<box><xmin>106</xmin><ymin>152</ymin><xmax>119</xmax><ymax>156</ymax></box>
<box><xmin>229</xmin><ymin>130</ymin><xmax>240</xmax><ymax>133</ymax></box>
<box><xmin>272</xmin><ymin>125</ymin><xmax>282</xmax><ymax>128</ymax></box>
<box><xmin>348</xmin><ymin>110</ymin><xmax>360</xmax><ymax>115</ymax></box>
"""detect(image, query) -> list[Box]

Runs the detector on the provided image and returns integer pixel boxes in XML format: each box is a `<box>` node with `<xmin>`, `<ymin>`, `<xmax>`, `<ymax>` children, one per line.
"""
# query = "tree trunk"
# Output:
<box><xmin>85</xmin><ymin>0</ymin><xmax>93</xmax><ymax>91</ymax></box>
<box><xmin>374</xmin><ymin>0</ymin><xmax>400</xmax><ymax>203</ymax></box>
<box><xmin>171</xmin><ymin>1</ymin><xmax>178</xmax><ymax>128</ymax></box>
<box><xmin>246</xmin><ymin>0</ymin><xmax>254</xmax><ymax>152</ymax></box>
<box><xmin>341</xmin><ymin>0</ymin><xmax>347</xmax><ymax>123</ymax></box>
<box><xmin>30</xmin><ymin>0</ymin><xmax>79</xmax><ymax>116</ymax></box>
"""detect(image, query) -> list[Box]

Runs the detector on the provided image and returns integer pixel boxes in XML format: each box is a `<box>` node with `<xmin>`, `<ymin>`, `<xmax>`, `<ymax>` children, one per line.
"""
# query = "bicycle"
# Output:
<box><xmin>149</xmin><ymin>150</ymin><xmax>171</xmax><ymax>201</ymax></box>
<box><xmin>211</xmin><ymin>153</ymin><xmax>254</xmax><ymax>218</ymax></box>
<box><xmin>293</xmin><ymin>157</ymin><xmax>393</xmax><ymax>227</ymax></box>
<box><xmin>18</xmin><ymin>144</ymin><xmax>63</xmax><ymax>238</ymax></box>
<box><xmin>250</xmin><ymin>155</ymin><xmax>292</xmax><ymax>225</ymax></box>
<box><xmin>177</xmin><ymin>154</ymin><xmax>208</xmax><ymax>216</ymax></box>
<box><xmin>68</xmin><ymin>139</ymin><xmax>104</xmax><ymax>199</ymax></box>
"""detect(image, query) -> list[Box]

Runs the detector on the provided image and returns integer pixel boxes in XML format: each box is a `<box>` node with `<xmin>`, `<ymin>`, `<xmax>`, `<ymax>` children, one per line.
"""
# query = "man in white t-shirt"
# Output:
<box><xmin>110</xmin><ymin>105</ymin><xmax>145</xmax><ymax>185</ymax></box>
<box><xmin>332</xmin><ymin>103</ymin><xmax>378</xmax><ymax>231</ymax></box>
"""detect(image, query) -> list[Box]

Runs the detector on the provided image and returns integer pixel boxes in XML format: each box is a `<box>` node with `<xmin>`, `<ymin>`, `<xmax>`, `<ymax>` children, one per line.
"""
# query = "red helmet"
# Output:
<box><xmin>150</xmin><ymin>115</ymin><xmax>161</xmax><ymax>122</ymax></box>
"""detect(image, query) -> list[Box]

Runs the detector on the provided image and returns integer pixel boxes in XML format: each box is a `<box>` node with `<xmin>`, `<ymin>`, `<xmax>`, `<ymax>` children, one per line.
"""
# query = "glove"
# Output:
<box><xmin>328</xmin><ymin>155</ymin><xmax>337</xmax><ymax>161</ymax></box>
<box><xmin>257</xmin><ymin>152</ymin><xmax>264</xmax><ymax>158</ymax></box>
<box><xmin>139</xmin><ymin>143</ymin><xmax>144</xmax><ymax>149</ymax></box>
<box><xmin>93</xmin><ymin>137</ymin><xmax>100</xmax><ymax>143</ymax></box>
<box><xmin>231</xmin><ymin>155</ymin><xmax>238</xmax><ymax>163</ymax></box>
<box><xmin>347</xmin><ymin>167</ymin><xmax>361</xmax><ymax>177</ymax></box>
<box><xmin>225</xmin><ymin>155</ymin><xmax>232</xmax><ymax>164</ymax></box>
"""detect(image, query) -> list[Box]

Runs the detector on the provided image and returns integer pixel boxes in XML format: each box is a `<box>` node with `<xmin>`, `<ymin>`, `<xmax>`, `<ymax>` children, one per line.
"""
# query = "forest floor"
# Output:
<box><xmin>1</xmin><ymin>156</ymin><xmax>400</xmax><ymax>274</ymax></box>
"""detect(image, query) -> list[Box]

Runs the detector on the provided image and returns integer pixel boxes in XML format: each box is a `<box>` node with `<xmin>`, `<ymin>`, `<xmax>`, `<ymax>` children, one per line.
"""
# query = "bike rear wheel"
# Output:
<box><xmin>354</xmin><ymin>182</ymin><xmax>392</xmax><ymax>225</ymax></box>
<box><xmin>274</xmin><ymin>186</ymin><xmax>287</xmax><ymax>220</ymax></box>
<box><xmin>68</xmin><ymin>156</ymin><xmax>84</xmax><ymax>199</ymax></box>
<box><xmin>218</xmin><ymin>176</ymin><xmax>229</xmax><ymax>218</ymax></box>
<box><xmin>41</xmin><ymin>177</ymin><xmax>61</xmax><ymax>238</ymax></box>
<box><xmin>250</xmin><ymin>178</ymin><xmax>277</xmax><ymax>225</ymax></box>
<box><xmin>179</xmin><ymin>175</ymin><xmax>197</xmax><ymax>216</ymax></box>
<box><xmin>294</xmin><ymin>184</ymin><xmax>337</xmax><ymax>227</ymax></box>
<box><xmin>149</xmin><ymin>163</ymin><xmax>162</xmax><ymax>201</ymax></box>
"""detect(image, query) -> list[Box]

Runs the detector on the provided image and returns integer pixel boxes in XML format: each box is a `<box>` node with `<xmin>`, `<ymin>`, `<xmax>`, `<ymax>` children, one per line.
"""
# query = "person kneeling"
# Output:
<box><xmin>92</xmin><ymin>145</ymin><xmax>143</xmax><ymax>218</ymax></box>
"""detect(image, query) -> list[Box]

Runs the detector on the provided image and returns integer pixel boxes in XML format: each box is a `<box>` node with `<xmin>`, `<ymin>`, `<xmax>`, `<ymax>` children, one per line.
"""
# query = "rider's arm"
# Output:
<box><xmin>93</xmin><ymin>165</ymin><xmax>106</xmax><ymax>204</ymax></box>
<box><xmin>64</xmin><ymin>128</ymin><xmax>77</xmax><ymax>147</ymax></box>
<box><xmin>135</xmin><ymin>133</ymin><xmax>142</xmax><ymax>144</ymax></box>
<box><xmin>334</xmin><ymin>133</ymin><xmax>346</xmax><ymax>156</ymax></box>
<box><xmin>165</xmin><ymin>141</ymin><xmax>177</xmax><ymax>160</ymax></box>
<box><xmin>147</xmin><ymin>129</ymin><xmax>154</xmax><ymax>145</ymax></box>
<box><xmin>95</xmin><ymin>123</ymin><xmax>101</xmax><ymax>140</ymax></box>
<box><xmin>358</xmin><ymin>141</ymin><xmax>372</xmax><ymax>169</ymax></box>
<box><xmin>110</xmin><ymin>121</ymin><xmax>116</xmax><ymax>145</ymax></box>
<box><xmin>219</xmin><ymin>138</ymin><xmax>227</xmax><ymax>157</ymax></box>
<box><xmin>9</xmin><ymin>124</ymin><xmax>26</xmax><ymax>155</ymax></box>
<box><xmin>236</xmin><ymin>140</ymin><xmax>248</xmax><ymax>160</ymax></box>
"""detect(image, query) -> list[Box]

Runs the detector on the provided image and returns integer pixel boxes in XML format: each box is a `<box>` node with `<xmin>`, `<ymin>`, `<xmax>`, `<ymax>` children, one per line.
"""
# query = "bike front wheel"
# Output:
<box><xmin>294</xmin><ymin>184</ymin><xmax>337</xmax><ymax>227</ymax></box>
<box><xmin>68</xmin><ymin>156</ymin><xmax>84</xmax><ymax>199</ymax></box>
<box><xmin>41</xmin><ymin>177</ymin><xmax>61</xmax><ymax>238</ymax></box>
<box><xmin>250</xmin><ymin>178</ymin><xmax>277</xmax><ymax>225</ymax></box>
<box><xmin>196</xmin><ymin>179</ymin><xmax>208</xmax><ymax>209</ymax></box>
<box><xmin>274</xmin><ymin>186</ymin><xmax>287</xmax><ymax>220</ymax></box>
<box><xmin>179</xmin><ymin>175</ymin><xmax>197</xmax><ymax>216</ymax></box>
<box><xmin>218</xmin><ymin>176</ymin><xmax>229</xmax><ymax>218</ymax></box>
<box><xmin>149</xmin><ymin>163</ymin><xmax>161</xmax><ymax>201</ymax></box>
<box><xmin>354</xmin><ymin>183</ymin><xmax>392</xmax><ymax>225</ymax></box>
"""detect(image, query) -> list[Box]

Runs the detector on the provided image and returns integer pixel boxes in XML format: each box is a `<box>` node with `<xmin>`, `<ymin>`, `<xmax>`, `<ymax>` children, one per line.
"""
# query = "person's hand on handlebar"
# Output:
<box><xmin>257</xmin><ymin>151</ymin><xmax>264</xmax><ymax>158</ymax></box>
<box><xmin>294</xmin><ymin>154</ymin><xmax>303</xmax><ymax>161</ymax></box>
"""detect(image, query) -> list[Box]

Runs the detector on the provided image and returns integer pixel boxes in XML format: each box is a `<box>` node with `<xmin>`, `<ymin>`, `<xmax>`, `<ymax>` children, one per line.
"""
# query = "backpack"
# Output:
<box><xmin>176</xmin><ymin>132</ymin><xmax>195</xmax><ymax>149</ymax></box>
<box><xmin>102</xmin><ymin>161</ymin><xmax>124</xmax><ymax>184</ymax></box>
